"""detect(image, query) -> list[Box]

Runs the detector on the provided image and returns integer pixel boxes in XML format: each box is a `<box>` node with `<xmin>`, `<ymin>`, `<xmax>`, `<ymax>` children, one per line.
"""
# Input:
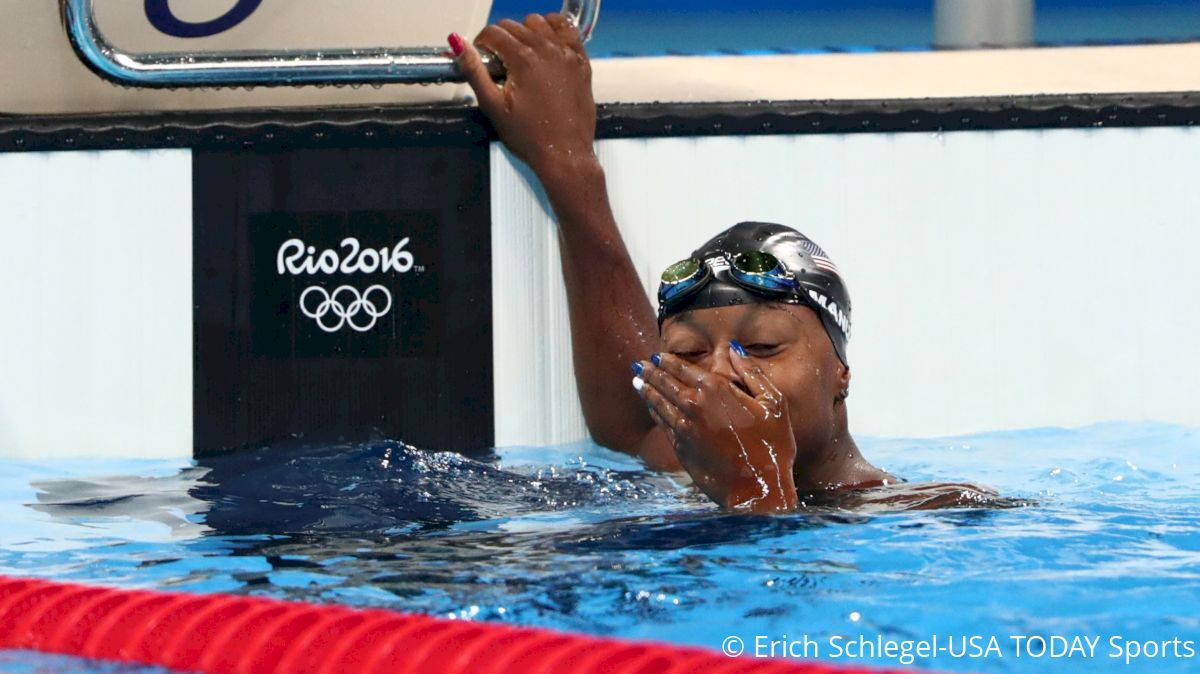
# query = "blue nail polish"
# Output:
<box><xmin>730</xmin><ymin>340</ymin><xmax>748</xmax><ymax>357</ymax></box>
<box><xmin>631</xmin><ymin>361</ymin><xmax>644</xmax><ymax>376</ymax></box>
<box><xmin>650</xmin><ymin>353</ymin><xmax>662</xmax><ymax>367</ymax></box>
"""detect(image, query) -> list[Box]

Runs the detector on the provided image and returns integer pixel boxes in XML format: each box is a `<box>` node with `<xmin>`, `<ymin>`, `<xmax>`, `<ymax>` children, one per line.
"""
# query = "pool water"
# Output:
<box><xmin>1</xmin><ymin>421</ymin><xmax>1198</xmax><ymax>673</ymax></box>
<box><xmin>490</xmin><ymin>1</ymin><xmax>1200</xmax><ymax>55</ymax></box>
<box><xmin>0</xmin><ymin>651</ymin><xmax>169</xmax><ymax>674</ymax></box>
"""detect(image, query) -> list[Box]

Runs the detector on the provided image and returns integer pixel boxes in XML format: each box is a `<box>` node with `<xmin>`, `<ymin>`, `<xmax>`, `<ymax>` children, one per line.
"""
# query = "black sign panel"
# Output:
<box><xmin>249</xmin><ymin>210</ymin><xmax>439</xmax><ymax>359</ymax></box>
<box><xmin>193</xmin><ymin>145</ymin><xmax>492</xmax><ymax>457</ymax></box>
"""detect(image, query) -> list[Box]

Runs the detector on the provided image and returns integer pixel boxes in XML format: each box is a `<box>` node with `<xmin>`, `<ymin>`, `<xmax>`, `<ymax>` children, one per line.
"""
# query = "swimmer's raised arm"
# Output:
<box><xmin>451</xmin><ymin>17</ymin><xmax>678</xmax><ymax>470</ymax></box>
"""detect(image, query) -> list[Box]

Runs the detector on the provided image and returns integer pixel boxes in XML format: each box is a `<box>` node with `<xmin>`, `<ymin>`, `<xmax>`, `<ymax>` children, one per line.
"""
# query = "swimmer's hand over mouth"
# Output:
<box><xmin>633</xmin><ymin>345</ymin><xmax>799</xmax><ymax>513</ymax></box>
<box><xmin>450</xmin><ymin>14</ymin><xmax>597</xmax><ymax>178</ymax></box>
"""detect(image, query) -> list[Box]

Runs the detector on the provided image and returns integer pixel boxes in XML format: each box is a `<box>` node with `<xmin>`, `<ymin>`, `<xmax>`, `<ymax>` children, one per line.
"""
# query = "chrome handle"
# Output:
<box><xmin>59</xmin><ymin>0</ymin><xmax>600</xmax><ymax>88</ymax></box>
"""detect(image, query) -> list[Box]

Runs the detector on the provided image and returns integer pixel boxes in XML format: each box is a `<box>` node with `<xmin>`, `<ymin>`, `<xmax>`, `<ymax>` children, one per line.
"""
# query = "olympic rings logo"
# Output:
<box><xmin>299</xmin><ymin>285</ymin><xmax>393</xmax><ymax>333</ymax></box>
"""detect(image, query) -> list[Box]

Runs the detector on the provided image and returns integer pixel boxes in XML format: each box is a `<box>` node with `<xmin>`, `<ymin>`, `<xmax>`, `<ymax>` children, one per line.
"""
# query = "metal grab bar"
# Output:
<box><xmin>59</xmin><ymin>0</ymin><xmax>600</xmax><ymax>88</ymax></box>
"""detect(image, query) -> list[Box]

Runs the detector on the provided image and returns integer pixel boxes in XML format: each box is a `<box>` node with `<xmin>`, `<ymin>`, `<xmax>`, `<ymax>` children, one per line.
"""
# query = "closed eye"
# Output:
<box><xmin>744</xmin><ymin>343</ymin><xmax>782</xmax><ymax>357</ymax></box>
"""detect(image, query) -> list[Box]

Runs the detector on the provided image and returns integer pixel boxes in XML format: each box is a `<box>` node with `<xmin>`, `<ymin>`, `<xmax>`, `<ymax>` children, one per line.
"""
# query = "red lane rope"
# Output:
<box><xmin>0</xmin><ymin>575</ymin><xmax>905</xmax><ymax>674</ymax></box>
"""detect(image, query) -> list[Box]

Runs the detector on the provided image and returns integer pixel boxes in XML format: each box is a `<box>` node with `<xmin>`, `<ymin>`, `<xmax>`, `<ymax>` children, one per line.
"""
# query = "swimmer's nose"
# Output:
<box><xmin>709</xmin><ymin>343</ymin><xmax>739</xmax><ymax>382</ymax></box>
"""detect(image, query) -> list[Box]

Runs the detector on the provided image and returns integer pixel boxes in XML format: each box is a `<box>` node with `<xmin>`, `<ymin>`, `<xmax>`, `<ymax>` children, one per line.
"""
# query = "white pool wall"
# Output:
<box><xmin>0</xmin><ymin>150</ymin><xmax>193</xmax><ymax>459</ymax></box>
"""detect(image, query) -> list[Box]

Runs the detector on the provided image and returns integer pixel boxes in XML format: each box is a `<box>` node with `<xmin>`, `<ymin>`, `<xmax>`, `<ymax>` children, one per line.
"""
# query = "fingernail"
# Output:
<box><xmin>631</xmin><ymin>361</ymin><xmax>644</xmax><ymax>377</ymax></box>
<box><xmin>730</xmin><ymin>340</ymin><xmax>748</xmax><ymax>358</ymax></box>
<box><xmin>632</xmin><ymin>376</ymin><xmax>645</xmax><ymax>392</ymax></box>
<box><xmin>650</xmin><ymin>353</ymin><xmax>662</xmax><ymax>366</ymax></box>
<box><xmin>448</xmin><ymin>32</ymin><xmax>466</xmax><ymax>56</ymax></box>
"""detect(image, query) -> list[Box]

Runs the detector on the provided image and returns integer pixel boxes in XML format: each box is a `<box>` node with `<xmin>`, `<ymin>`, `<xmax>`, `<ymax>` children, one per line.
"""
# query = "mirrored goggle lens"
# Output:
<box><xmin>733</xmin><ymin>251</ymin><xmax>781</xmax><ymax>275</ymax></box>
<box><xmin>658</xmin><ymin>258</ymin><xmax>708</xmax><ymax>305</ymax></box>
<box><xmin>661</xmin><ymin>258</ymin><xmax>701</xmax><ymax>284</ymax></box>
<box><xmin>731</xmin><ymin>251</ymin><xmax>797</xmax><ymax>292</ymax></box>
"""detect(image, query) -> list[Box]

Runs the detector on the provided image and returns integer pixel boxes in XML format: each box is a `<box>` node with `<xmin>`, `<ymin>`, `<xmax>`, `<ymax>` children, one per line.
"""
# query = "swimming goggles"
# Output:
<box><xmin>657</xmin><ymin>250</ymin><xmax>802</xmax><ymax>312</ymax></box>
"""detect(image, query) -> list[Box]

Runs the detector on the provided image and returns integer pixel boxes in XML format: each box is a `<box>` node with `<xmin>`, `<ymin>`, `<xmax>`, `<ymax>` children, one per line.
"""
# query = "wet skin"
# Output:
<box><xmin>635</xmin><ymin>303</ymin><xmax>889</xmax><ymax>511</ymax></box>
<box><xmin>638</xmin><ymin>303</ymin><xmax>1003</xmax><ymax>511</ymax></box>
<box><xmin>453</xmin><ymin>15</ymin><xmax>999</xmax><ymax>512</ymax></box>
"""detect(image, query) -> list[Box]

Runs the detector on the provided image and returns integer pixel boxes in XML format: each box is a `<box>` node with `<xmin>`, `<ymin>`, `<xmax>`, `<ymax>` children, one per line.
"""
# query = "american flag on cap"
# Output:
<box><xmin>800</xmin><ymin>238</ymin><xmax>840</xmax><ymax>275</ymax></box>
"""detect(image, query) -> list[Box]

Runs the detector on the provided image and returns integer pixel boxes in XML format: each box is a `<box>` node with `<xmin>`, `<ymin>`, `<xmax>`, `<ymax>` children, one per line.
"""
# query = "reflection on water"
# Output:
<box><xmin>4</xmin><ymin>422</ymin><xmax>1200</xmax><ymax>673</ymax></box>
<box><xmin>27</xmin><ymin>469</ymin><xmax>212</xmax><ymax>539</ymax></box>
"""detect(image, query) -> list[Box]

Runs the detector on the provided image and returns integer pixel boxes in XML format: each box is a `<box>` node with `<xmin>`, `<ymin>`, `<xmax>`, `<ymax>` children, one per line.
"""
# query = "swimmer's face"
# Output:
<box><xmin>660</xmin><ymin>303</ymin><xmax>850</xmax><ymax>456</ymax></box>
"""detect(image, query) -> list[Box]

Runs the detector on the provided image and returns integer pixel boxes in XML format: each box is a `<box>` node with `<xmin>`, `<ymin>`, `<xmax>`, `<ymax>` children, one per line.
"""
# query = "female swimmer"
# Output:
<box><xmin>448</xmin><ymin>19</ymin><xmax>997</xmax><ymax>512</ymax></box>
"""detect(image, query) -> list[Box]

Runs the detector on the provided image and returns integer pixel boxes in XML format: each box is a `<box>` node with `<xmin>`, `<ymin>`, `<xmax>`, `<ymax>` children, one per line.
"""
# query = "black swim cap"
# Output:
<box><xmin>658</xmin><ymin>221</ymin><xmax>852</xmax><ymax>366</ymax></box>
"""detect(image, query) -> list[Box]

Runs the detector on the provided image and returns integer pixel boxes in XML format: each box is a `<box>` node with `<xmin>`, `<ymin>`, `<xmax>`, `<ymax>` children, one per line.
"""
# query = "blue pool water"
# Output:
<box><xmin>0</xmin><ymin>652</ymin><xmax>168</xmax><ymax>673</ymax></box>
<box><xmin>1</xmin><ymin>422</ymin><xmax>1198</xmax><ymax>673</ymax></box>
<box><xmin>490</xmin><ymin>1</ymin><xmax>1200</xmax><ymax>55</ymax></box>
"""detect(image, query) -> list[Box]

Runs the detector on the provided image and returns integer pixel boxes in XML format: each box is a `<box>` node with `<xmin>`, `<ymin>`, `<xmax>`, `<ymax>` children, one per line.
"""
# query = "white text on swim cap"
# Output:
<box><xmin>807</xmin><ymin>289</ymin><xmax>851</xmax><ymax>338</ymax></box>
<box><xmin>704</xmin><ymin>256</ymin><xmax>731</xmax><ymax>272</ymax></box>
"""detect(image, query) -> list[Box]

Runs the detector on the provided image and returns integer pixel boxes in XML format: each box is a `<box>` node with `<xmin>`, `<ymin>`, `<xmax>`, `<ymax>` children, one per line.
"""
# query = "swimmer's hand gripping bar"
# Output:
<box><xmin>59</xmin><ymin>0</ymin><xmax>600</xmax><ymax>88</ymax></box>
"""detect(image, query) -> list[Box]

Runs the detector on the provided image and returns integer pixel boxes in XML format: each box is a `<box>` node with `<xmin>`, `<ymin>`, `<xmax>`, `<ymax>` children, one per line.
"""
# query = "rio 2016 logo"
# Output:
<box><xmin>145</xmin><ymin>0</ymin><xmax>263</xmax><ymax>38</ymax></box>
<box><xmin>276</xmin><ymin>237</ymin><xmax>420</xmax><ymax>334</ymax></box>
